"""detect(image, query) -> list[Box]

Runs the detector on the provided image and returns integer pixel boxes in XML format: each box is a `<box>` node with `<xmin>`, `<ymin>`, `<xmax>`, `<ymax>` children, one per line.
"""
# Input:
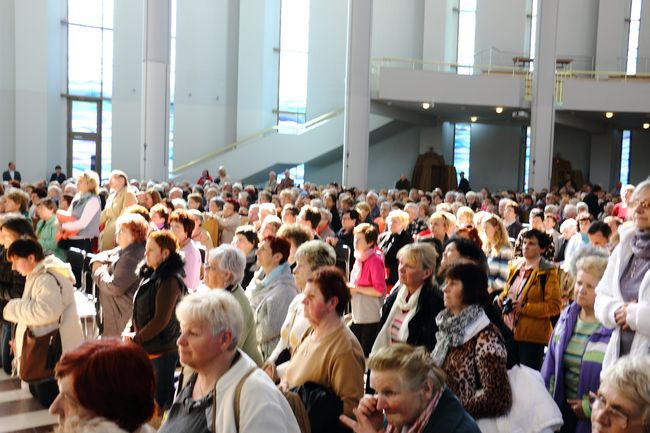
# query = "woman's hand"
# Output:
<box><xmin>567</xmin><ymin>399</ymin><xmax>588</xmax><ymax>420</ymax></box>
<box><xmin>339</xmin><ymin>406</ymin><xmax>385</xmax><ymax>433</ymax></box>
<box><xmin>614</xmin><ymin>303</ymin><xmax>633</xmax><ymax>330</ymax></box>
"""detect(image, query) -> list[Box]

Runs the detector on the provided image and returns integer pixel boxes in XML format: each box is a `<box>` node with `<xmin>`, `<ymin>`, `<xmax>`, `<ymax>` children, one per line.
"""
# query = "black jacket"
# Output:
<box><xmin>0</xmin><ymin>249</ymin><xmax>26</xmax><ymax>323</ymax></box>
<box><xmin>133</xmin><ymin>252</ymin><xmax>186</xmax><ymax>354</ymax></box>
<box><xmin>378</xmin><ymin>230</ymin><xmax>413</xmax><ymax>286</ymax></box>
<box><xmin>423</xmin><ymin>388</ymin><xmax>481</xmax><ymax>433</ymax></box>
<box><xmin>379</xmin><ymin>280</ymin><xmax>444</xmax><ymax>352</ymax></box>
<box><xmin>2</xmin><ymin>170</ymin><xmax>21</xmax><ymax>182</ymax></box>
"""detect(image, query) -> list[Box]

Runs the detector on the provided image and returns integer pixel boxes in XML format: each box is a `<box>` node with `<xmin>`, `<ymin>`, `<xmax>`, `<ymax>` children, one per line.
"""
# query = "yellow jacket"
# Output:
<box><xmin>500</xmin><ymin>258</ymin><xmax>562</xmax><ymax>345</ymax></box>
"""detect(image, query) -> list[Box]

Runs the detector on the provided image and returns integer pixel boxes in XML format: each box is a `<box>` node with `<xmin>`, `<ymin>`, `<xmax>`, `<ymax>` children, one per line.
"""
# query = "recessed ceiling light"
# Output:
<box><xmin>496</xmin><ymin>107</ymin><xmax>504</xmax><ymax>114</ymax></box>
<box><xmin>422</xmin><ymin>102</ymin><xmax>431</xmax><ymax>110</ymax></box>
<box><xmin>643</xmin><ymin>122</ymin><xmax>650</xmax><ymax>129</ymax></box>
<box><xmin>605</xmin><ymin>112</ymin><xmax>614</xmax><ymax>119</ymax></box>
<box><xmin>470</xmin><ymin>116</ymin><xmax>478</xmax><ymax>122</ymax></box>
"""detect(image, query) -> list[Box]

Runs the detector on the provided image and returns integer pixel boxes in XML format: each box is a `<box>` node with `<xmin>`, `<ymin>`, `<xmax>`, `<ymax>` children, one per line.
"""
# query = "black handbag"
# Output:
<box><xmin>18</xmin><ymin>272</ymin><xmax>64</xmax><ymax>383</ymax></box>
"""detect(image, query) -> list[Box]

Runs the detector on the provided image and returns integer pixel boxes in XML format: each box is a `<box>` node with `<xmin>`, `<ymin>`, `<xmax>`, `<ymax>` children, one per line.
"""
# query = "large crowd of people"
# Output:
<box><xmin>0</xmin><ymin>162</ymin><xmax>649</xmax><ymax>433</ymax></box>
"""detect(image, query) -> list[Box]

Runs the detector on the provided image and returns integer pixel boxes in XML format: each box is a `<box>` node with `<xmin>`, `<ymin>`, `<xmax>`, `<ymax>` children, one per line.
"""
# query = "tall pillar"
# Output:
<box><xmin>342</xmin><ymin>0</ymin><xmax>372</xmax><ymax>189</ymax></box>
<box><xmin>141</xmin><ymin>0</ymin><xmax>171</xmax><ymax>181</ymax></box>
<box><xmin>529</xmin><ymin>0</ymin><xmax>559</xmax><ymax>191</ymax></box>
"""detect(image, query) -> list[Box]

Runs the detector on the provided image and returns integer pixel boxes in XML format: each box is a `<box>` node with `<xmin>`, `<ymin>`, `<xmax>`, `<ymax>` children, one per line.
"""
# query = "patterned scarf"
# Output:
<box><xmin>431</xmin><ymin>304</ymin><xmax>484</xmax><ymax>367</ymax></box>
<box><xmin>385</xmin><ymin>388</ymin><xmax>444</xmax><ymax>433</ymax></box>
<box><xmin>632</xmin><ymin>229</ymin><xmax>650</xmax><ymax>259</ymax></box>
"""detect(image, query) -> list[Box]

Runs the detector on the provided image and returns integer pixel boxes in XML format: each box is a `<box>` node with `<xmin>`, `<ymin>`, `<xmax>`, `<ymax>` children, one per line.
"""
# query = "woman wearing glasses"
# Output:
<box><xmin>590</xmin><ymin>355</ymin><xmax>650</xmax><ymax>433</ymax></box>
<box><xmin>595</xmin><ymin>179</ymin><xmax>650</xmax><ymax>372</ymax></box>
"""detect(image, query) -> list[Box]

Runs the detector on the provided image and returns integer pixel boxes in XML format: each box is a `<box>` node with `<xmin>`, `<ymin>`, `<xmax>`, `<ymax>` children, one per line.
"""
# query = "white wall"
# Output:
<box><xmin>636</xmin><ymin>0</ymin><xmax>650</xmax><ymax>73</ymax></box>
<box><xmin>595</xmin><ymin>0</ymin><xmax>632</xmax><ymax>72</ymax></box>
<box><xmin>172</xmin><ymin>0</ymin><xmax>238</xmax><ymax>171</ymax></box>
<box><xmin>422</xmin><ymin>0</ymin><xmax>457</xmax><ymax>66</ymax></box>
<box><xmin>306</xmin><ymin>1</ymin><xmax>347</xmax><ymax>119</ymax></box>
<box><xmin>372</xmin><ymin>0</ymin><xmax>424</xmax><ymax>60</ymax></box>
<box><xmin>589</xmin><ymin>131</ymin><xmax>621</xmax><ymax>190</ymax></box>
<box><xmin>468</xmin><ymin>124</ymin><xmax>523</xmax><ymax>192</ymax></box>
<box><xmin>556</xmin><ymin>0</ymin><xmax>598</xmax><ymax>70</ymax></box>
<box><xmin>368</xmin><ymin>127</ymin><xmax>421</xmax><ymax>189</ymax></box>
<box><xmin>475</xmin><ymin>0</ymin><xmax>527</xmax><ymax>66</ymax></box>
<box><xmin>0</xmin><ymin>0</ymin><xmax>16</xmax><ymax>165</ymax></box>
<box><xmin>111</xmin><ymin>0</ymin><xmax>143</xmax><ymax>178</ymax></box>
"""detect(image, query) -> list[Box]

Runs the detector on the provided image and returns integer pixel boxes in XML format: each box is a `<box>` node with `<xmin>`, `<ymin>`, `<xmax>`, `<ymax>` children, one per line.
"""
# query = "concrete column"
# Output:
<box><xmin>141</xmin><ymin>0</ymin><xmax>171</xmax><ymax>181</ymax></box>
<box><xmin>529</xmin><ymin>0</ymin><xmax>559</xmax><ymax>191</ymax></box>
<box><xmin>342</xmin><ymin>0</ymin><xmax>372</xmax><ymax>189</ymax></box>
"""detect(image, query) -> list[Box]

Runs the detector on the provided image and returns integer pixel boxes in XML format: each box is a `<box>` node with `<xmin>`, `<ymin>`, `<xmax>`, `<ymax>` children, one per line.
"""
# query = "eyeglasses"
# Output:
<box><xmin>631</xmin><ymin>200</ymin><xmax>650</xmax><ymax>211</ymax></box>
<box><xmin>589</xmin><ymin>391</ymin><xmax>630</xmax><ymax>429</ymax></box>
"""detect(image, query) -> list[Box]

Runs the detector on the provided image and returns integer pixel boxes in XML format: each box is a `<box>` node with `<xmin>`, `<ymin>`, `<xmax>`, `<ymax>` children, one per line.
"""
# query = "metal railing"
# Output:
<box><xmin>169</xmin><ymin>107</ymin><xmax>343</xmax><ymax>175</ymax></box>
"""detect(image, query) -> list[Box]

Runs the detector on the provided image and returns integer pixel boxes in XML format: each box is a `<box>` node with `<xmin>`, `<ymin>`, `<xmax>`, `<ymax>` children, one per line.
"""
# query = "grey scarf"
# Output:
<box><xmin>432</xmin><ymin>304</ymin><xmax>484</xmax><ymax>367</ymax></box>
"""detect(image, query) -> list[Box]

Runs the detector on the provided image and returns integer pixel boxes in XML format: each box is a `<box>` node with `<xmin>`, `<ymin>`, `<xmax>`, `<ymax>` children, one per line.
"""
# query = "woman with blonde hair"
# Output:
<box><xmin>58</xmin><ymin>170</ymin><xmax>101</xmax><ymax>253</ymax></box>
<box><xmin>99</xmin><ymin>170</ymin><xmax>137</xmax><ymax>251</ymax></box>
<box><xmin>482</xmin><ymin>214</ymin><xmax>513</xmax><ymax>296</ymax></box>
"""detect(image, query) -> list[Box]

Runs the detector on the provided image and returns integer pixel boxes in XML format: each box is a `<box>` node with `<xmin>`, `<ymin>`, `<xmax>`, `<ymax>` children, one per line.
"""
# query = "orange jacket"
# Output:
<box><xmin>500</xmin><ymin>258</ymin><xmax>562</xmax><ymax>345</ymax></box>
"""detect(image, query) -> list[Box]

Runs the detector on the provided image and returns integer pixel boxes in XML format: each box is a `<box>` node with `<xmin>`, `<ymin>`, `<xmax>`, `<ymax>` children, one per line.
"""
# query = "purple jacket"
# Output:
<box><xmin>541</xmin><ymin>302</ymin><xmax>612</xmax><ymax>433</ymax></box>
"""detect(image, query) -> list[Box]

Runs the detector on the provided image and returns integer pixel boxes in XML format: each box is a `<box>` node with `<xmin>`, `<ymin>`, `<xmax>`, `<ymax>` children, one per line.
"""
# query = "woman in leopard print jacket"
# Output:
<box><xmin>432</xmin><ymin>262</ymin><xmax>512</xmax><ymax>419</ymax></box>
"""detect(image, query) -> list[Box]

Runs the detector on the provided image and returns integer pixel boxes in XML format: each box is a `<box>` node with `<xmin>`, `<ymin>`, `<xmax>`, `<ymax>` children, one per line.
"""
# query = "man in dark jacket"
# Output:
<box><xmin>2</xmin><ymin>161</ymin><xmax>21</xmax><ymax>182</ymax></box>
<box><xmin>49</xmin><ymin>165</ymin><xmax>67</xmax><ymax>184</ymax></box>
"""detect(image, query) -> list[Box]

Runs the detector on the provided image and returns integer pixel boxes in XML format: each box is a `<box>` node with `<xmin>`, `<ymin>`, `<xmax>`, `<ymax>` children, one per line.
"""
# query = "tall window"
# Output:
<box><xmin>278</xmin><ymin>0</ymin><xmax>310</xmax><ymax>127</ymax></box>
<box><xmin>169</xmin><ymin>0</ymin><xmax>177</xmax><ymax>172</ymax></box>
<box><xmin>289</xmin><ymin>163</ymin><xmax>305</xmax><ymax>188</ymax></box>
<box><xmin>524</xmin><ymin>127</ymin><xmax>531</xmax><ymax>192</ymax></box>
<box><xmin>528</xmin><ymin>0</ymin><xmax>538</xmax><ymax>71</ymax></box>
<box><xmin>457</xmin><ymin>0</ymin><xmax>477</xmax><ymax>75</ymax></box>
<box><xmin>66</xmin><ymin>0</ymin><xmax>114</xmax><ymax>180</ymax></box>
<box><xmin>453</xmin><ymin>123</ymin><xmax>471</xmax><ymax>183</ymax></box>
<box><xmin>626</xmin><ymin>0</ymin><xmax>643</xmax><ymax>74</ymax></box>
<box><xmin>620</xmin><ymin>130</ymin><xmax>631</xmax><ymax>184</ymax></box>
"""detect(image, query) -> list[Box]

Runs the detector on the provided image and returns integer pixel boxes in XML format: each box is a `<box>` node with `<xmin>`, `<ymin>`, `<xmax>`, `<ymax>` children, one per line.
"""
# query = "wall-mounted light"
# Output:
<box><xmin>605</xmin><ymin>112</ymin><xmax>614</xmax><ymax>119</ymax></box>
<box><xmin>470</xmin><ymin>116</ymin><xmax>478</xmax><ymax>122</ymax></box>
<box><xmin>643</xmin><ymin>122</ymin><xmax>650</xmax><ymax>129</ymax></box>
<box><xmin>422</xmin><ymin>102</ymin><xmax>431</xmax><ymax>110</ymax></box>
<box><xmin>496</xmin><ymin>107</ymin><xmax>504</xmax><ymax>114</ymax></box>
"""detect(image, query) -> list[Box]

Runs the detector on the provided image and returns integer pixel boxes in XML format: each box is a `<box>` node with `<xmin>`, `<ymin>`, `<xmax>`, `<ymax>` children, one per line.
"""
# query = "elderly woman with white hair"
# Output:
<box><xmin>378</xmin><ymin>209</ymin><xmax>413</xmax><ymax>288</ymax></box>
<box><xmin>203</xmin><ymin>244</ymin><xmax>263</xmax><ymax>366</ymax></box>
<box><xmin>590</xmin><ymin>355</ymin><xmax>650</xmax><ymax>433</ymax></box>
<box><xmin>160</xmin><ymin>291</ymin><xmax>300</xmax><ymax>433</ymax></box>
<box><xmin>595</xmin><ymin>179</ymin><xmax>650</xmax><ymax>373</ymax></box>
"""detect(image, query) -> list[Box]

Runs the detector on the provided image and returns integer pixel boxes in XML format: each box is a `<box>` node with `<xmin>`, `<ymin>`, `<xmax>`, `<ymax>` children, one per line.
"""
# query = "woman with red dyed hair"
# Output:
<box><xmin>50</xmin><ymin>339</ymin><xmax>156</xmax><ymax>433</ymax></box>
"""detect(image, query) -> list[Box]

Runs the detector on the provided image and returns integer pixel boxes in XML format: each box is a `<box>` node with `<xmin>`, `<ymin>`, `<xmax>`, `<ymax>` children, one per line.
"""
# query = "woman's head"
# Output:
<box><xmin>574</xmin><ymin>255</ymin><xmax>608</xmax><ymax>311</ymax></box>
<box><xmin>443</xmin><ymin>262</ymin><xmax>489</xmax><ymax>313</ymax></box>
<box><xmin>115</xmin><ymin>213</ymin><xmax>149</xmax><ymax>248</ymax></box>
<box><xmin>176</xmin><ymin>291</ymin><xmax>243</xmax><ymax>370</ymax></box>
<box><xmin>353</xmin><ymin>223</ymin><xmax>379</xmax><ymax>252</ymax></box>
<box><xmin>368</xmin><ymin>344</ymin><xmax>446</xmax><ymax>430</ymax></box>
<box><xmin>396</xmin><ymin>243</ymin><xmax>437</xmax><ymax>290</ymax></box>
<box><xmin>4</xmin><ymin>189</ymin><xmax>29</xmax><ymax>213</ymax></box>
<box><xmin>303</xmin><ymin>266</ymin><xmax>350</xmax><ymax>323</ymax></box>
<box><xmin>51</xmin><ymin>339</ymin><xmax>155</xmax><ymax>433</ymax></box>
<box><xmin>592</xmin><ymin>355</ymin><xmax>650</xmax><ymax>433</ymax></box>
<box><xmin>76</xmin><ymin>170</ymin><xmax>99</xmax><ymax>195</ymax></box>
<box><xmin>145</xmin><ymin>230</ymin><xmax>178</xmax><ymax>269</ymax></box>
<box><xmin>293</xmin><ymin>240</ymin><xmax>336</xmax><ymax>289</ymax></box>
<box><xmin>169</xmin><ymin>208</ymin><xmax>194</xmax><ymax>242</ymax></box>
<box><xmin>440</xmin><ymin>236</ymin><xmax>485</xmax><ymax>274</ymax></box>
<box><xmin>630</xmin><ymin>179</ymin><xmax>650</xmax><ymax>231</ymax></box>
<box><xmin>144</xmin><ymin>188</ymin><xmax>162</xmax><ymax>210</ymax></box>
<box><xmin>205</xmin><ymin>244</ymin><xmax>246</xmax><ymax>289</ymax></box>
<box><xmin>277</xmin><ymin>223</ymin><xmax>313</xmax><ymax>264</ymax></box>
<box><xmin>256</xmin><ymin>235</ymin><xmax>290</xmax><ymax>270</ymax></box>
<box><xmin>8</xmin><ymin>238</ymin><xmax>45</xmax><ymax>276</ymax></box>
<box><xmin>0</xmin><ymin>215</ymin><xmax>36</xmax><ymax>248</ymax></box>
<box><xmin>387</xmin><ymin>210</ymin><xmax>410</xmax><ymax>233</ymax></box>
<box><xmin>233</xmin><ymin>225</ymin><xmax>258</xmax><ymax>255</ymax></box>
<box><xmin>36</xmin><ymin>198</ymin><xmax>58</xmax><ymax>220</ymax></box>
<box><xmin>482</xmin><ymin>214</ymin><xmax>511</xmax><ymax>252</ymax></box>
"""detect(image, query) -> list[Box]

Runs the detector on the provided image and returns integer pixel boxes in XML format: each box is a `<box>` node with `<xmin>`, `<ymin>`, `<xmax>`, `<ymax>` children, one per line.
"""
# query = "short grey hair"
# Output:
<box><xmin>209</xmin><ymin>244</ymin><xmax>246</xmax><ymax>286</ymax></box>
<box><xmin>600</xmin><ymin>355</ymin><xmax>650</xmax><ymax>431</ymax></box>
<box><xmin>576</xmin><ymin>202</ymin><xmax>588</xmax><ymax>214</ymax></box>
<box><xmin>631</xmin><ymin>178</ymin><xmax>650</xmax><ymax>204</ymax></box>
<box><xmin>176</xmin><ymin>290</ymin><xmax>243</xmax><ymax>350</ymax></box>
<box><xmin>319</xmin><ymin>208</ymin><xmax>332</xmax><ymax>223</ymax></box>
<box><xmin>294</xmin><ymin>240</ymin><xmax>336</xmax><ymax>270</ymax></box>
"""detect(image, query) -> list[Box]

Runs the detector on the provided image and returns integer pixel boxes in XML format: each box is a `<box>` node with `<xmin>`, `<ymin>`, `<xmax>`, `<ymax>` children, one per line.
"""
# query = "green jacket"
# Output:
<box><xmin>36</xmin><ymin>216</ymin><xmax>65</xmax><ymax>260</ymax></box>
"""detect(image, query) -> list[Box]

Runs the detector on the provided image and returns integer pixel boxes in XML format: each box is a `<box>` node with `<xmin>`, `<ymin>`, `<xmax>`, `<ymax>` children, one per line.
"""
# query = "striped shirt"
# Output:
<box><xmin>563</xmin><ymin>318</ymin><xmax>601</xmax><ymax>399</ymax></box>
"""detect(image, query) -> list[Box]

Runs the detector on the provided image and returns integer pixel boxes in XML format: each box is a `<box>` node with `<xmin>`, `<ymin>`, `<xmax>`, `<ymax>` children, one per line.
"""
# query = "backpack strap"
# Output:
<box><xmin>233</xmin><ymin>367</ymin><xmax>257</xmax><ymax>433</ymax></box>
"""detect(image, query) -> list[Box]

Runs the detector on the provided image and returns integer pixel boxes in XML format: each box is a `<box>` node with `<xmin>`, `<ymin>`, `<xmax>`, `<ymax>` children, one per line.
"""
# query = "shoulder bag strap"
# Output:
<box><xmin>233</xmin><ymin>367</ymin><xmax>258</xmax><ymax>433</ymax></box>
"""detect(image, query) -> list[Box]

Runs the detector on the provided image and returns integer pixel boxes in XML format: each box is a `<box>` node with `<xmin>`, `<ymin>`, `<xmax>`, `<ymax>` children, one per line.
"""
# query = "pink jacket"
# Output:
<box><xmin>351</xmin><ymin>248</ymin><xmax>386</xmax><ymax>295</ymax></box>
